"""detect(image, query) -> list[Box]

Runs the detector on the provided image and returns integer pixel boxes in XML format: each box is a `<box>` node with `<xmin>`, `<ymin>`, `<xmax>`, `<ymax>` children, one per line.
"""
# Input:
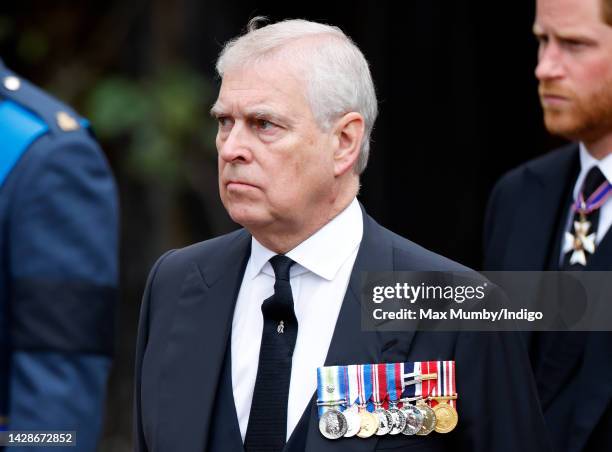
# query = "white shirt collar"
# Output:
<box><xmin>246</xmin><ymin>198</ymin><xmax>363</xmax><ymax>281</ymax></box>
<box><xmin>574</xmin><ymin>143</ymin><xmax>612</xmax><ymax>200</ymax></box>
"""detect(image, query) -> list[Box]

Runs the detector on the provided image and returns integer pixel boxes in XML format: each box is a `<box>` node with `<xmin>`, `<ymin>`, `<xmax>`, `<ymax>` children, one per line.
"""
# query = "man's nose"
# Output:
<box><xmin>218</xmin><ymin>123</ymin><xmax>253</xmax><ymax>164</ymax></box>
<box><xmin>535</xmin><ymin>42</ymin><xmax>564</xmax><ymax>81</ymax></box>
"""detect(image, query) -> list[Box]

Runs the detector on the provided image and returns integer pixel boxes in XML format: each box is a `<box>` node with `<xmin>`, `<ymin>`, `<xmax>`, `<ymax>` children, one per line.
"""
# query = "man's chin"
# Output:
<box><xmin>227</xmin><ymin>207</ymin><xmax>269</xmax><ymax>230</ymax></box>
<box><xmin>543</xmin><ymin>112</ymin><xmax>584</xmax><ymax>140</ymax></box>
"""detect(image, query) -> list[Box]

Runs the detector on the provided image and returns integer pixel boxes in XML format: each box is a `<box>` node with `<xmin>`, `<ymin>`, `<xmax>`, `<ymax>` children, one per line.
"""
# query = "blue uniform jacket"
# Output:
<box><xmin>0</xmin><ymin>59</ymin><xmax>118</xmax><ymax>451</ymax></box>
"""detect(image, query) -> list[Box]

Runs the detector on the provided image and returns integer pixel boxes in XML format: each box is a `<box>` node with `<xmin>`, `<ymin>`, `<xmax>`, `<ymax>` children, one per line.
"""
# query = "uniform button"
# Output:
<box><xmin>3</xmin><ymin>75</ymin><xmax>21</xmax><ymax>91</ymax></box>
<box><xmin>56</xmin><ymin>111</ymin><xmax>80</xmax><ymax>131</ymax></box>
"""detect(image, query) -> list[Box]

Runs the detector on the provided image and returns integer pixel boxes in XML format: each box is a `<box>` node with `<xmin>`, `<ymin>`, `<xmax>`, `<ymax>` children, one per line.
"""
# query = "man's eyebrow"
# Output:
<box><xmin>532</xmin><ymin>24</ymin><xmax>544</xmax><ymax>36</ymax></box>
<box><xmin>532</xmin><ymin>24</ymin><xmax>597</xmax><ymax>43</ymax></box>
<box><xmin>251</xmin><ymin>109</ymin><xmax>275</xmax><ymax>118</ymax></box>
<box><xmin>209</xmin><ymin>104</ymin><xmax>225</xmax><ymax>117</ymax></box>
<box><xmin>209</xmin><ymin>105</ymin><xmax>295</xmax><ymax>126</ymax></box>
<box><xmin>249</xmin><ymin>109</ymin><xmax>288</xmax><ymax>122</ymax></box>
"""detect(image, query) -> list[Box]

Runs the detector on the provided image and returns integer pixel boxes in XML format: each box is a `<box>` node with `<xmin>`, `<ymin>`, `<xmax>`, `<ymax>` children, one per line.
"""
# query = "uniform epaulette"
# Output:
<box><xmin>0</xmin><ymin>61</ymin><xmax>91</xmax><ymax>185</ymax></box>
<box><xmin>0</xmin><ymin>61</ymin><xmax>89</xmax><ymax>136</ymax></box>
<box><xmin>0</xmin><ymin>100</ymin><xmax>48</xmax><ymax>183</ymax></box>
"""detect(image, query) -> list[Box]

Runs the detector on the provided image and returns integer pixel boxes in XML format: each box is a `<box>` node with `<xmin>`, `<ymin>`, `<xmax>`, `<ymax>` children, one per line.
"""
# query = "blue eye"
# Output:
<box><xmin>257</xmin><ymin>119</ymin><xmax>275</xmax><ymax>130</ymax></box>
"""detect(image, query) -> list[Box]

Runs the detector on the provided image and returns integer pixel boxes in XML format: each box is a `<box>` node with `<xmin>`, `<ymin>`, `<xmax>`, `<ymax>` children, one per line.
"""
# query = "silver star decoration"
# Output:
<box><xmin>563</xmin><ymin>220</ymin><xmax>596</xmax><ymax>266</ymax></box>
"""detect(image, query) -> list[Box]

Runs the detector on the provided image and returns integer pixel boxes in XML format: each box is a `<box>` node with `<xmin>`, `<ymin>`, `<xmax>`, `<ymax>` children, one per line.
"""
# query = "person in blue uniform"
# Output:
<box><xmin>0</xmin><ymin>58</ymin><xmax>118</xmax><ymax>451</ymax></box>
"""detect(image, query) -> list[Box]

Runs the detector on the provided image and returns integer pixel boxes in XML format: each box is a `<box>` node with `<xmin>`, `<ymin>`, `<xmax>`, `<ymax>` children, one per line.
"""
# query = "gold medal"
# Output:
<box><xmin>432</xmin><ymin>401</ymin><xmax>458</xmax><ymax>433</ymax></box>
<box><xmin>356</xmin><ymin>409</ymin><xmax>379</xmax><ymax>438</ymax></box>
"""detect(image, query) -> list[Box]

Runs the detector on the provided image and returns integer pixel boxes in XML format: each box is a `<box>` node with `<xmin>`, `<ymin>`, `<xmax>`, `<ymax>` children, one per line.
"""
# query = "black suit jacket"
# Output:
<box><xmin>135</xmin><ymin>207</ymin><xmax>550</xmax><ymax>452</ymax></box>
<box><xmin>483</xmin><ymin>144</ymin><xmax>612</xmax><ymax>452</ymax></box>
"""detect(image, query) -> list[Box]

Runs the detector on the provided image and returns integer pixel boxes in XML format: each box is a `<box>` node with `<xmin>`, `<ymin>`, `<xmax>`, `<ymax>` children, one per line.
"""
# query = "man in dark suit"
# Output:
<box><xmin>0</xmin><ymin>59</ymin><xmax>119</xmax><ymax>450</ymax></box>
<box><xmin>483</xmin><ymin>1</ymin><xmax>612</xmax><ymax>451</ymax></box>
<box><xmin>134</xmin><ymin>18</ymin><xmax>549</xmax><ymax>452</ymax></box>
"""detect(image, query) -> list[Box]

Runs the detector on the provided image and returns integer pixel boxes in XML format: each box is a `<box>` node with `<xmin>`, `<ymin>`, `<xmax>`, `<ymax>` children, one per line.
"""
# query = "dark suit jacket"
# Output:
<box><xmin>135</xmin><ymin>207</ymin><xmax>550</xmax><ymax>452</ymax></box>
<box><xmin>483</xmin><ymin>144</ymin><xmax>612</xmax><ymax>452</ymax></box>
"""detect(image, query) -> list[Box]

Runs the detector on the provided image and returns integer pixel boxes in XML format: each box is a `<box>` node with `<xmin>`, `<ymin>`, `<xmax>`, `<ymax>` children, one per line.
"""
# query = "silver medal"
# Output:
<box><xmin>374</xmin><ymin>408</ymin><xmax>393</xmax><ymax>436</ymax></box>
<box><xmin>319</xmin><ymin>409</ymin><xmax>348</xmax><ymax>440</ymax></box>
<box><xmin>387</xmin><ymin>406</ymin><xmax>407</xmax><ymax>435</ymax></box>
<box><xmin>342</xmin><ymin>406</ymin><xmax>361</xmax><ymax>438</ymax></box>
<box><xmin>401</xmin><ymin>403</ymin><xmax>424</xmax><ymax>436</ymax></box>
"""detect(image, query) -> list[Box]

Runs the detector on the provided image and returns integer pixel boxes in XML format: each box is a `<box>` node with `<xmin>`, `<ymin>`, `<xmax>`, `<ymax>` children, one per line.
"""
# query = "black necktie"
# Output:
<box><xmin>562</xmin><ymin>166</ymin><xmax>608</xmax><ymax>269</ymax></box>
<box><xmin>245</xmin><ymin>255</ymin><xmax>297</xmax><ymax>452</ymax></box>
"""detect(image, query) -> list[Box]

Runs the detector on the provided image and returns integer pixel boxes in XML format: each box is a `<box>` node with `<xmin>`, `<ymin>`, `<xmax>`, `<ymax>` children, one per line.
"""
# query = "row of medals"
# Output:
<box><xmin>319</xmin><ymin>395</ymin><xmax>458</xmax><ymax>440</ymax></box>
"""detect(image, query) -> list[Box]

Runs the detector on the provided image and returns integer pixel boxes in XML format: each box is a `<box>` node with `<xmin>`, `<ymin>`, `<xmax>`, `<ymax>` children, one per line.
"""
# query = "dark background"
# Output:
<box><xmin>0</xmin><ymin>1</ymin><xmax>566</xmax><ymax>450</ymax></box>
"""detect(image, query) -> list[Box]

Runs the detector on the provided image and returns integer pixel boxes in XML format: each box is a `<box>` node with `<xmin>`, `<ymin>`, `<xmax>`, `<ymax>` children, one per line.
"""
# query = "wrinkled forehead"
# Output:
<box><xmin>212</xmin><ymin>60</ymin><xmax>312</xmax><ymax>117</ymax></box>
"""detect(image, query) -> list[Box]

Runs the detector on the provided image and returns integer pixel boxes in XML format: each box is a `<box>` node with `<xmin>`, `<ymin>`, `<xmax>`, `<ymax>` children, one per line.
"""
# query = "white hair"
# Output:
<box><xmin>216</xmin><ymin>17</ymin><xmax>378</xmax><ymax>175</ymax></box>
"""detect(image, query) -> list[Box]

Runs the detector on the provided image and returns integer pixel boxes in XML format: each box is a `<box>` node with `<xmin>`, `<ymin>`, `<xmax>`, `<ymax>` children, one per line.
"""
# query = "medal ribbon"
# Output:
<box><xmin>372</xmin><ymin>363</ymin><xmax>388</xmax><ymax>408</ymax></box>
<box><xmin>430</xmin><ymin>361</ymin><xmax>456</xmax><ymax>408</ymax></box>
<box><xmin>414</xmin><ymin>362</ymin><xmax>422</xmax><ymax>400</ymax></box>
<box><xmin>400</xmin><ymin>361</ymin><xmax>423</xmax><ymax>399</ymax></box>
<box><xmin>316</xmin><ymin>365</ymin><xmax>344</xmax><ymax>417</ymax></box>
<box><xmin>422</xmin><ymin>361</ymin><xmax>439</xmax><ymax>407</ymax></box>
<box><xmin>573</xmin><ymin>181</ymin><xmax>612</xmax><ymax>215</ymax></box>
<box><xmin>385</xmin><ymin>362</ymin><xmax>403</xmax><ymax>407</ymax></box>
<box><xmin>339</xmin><ymin>365</ymin><xmax>347</xmax><ymax>412</ymax></box>
<box><xmin>345</xmin><ymin>364</ymin><xmax>360</xmax><ymax>407</ymax></box>
<box><xmin>435</xmin><ymin>360</ymin><xmax>457</xmax><ymax>409</ymax></box>
<box><xmin>357</xmin><ymin>364</ymin><xmax>373</xmax><ymax>411</ymax></box>
<box><xmin>317</xmin><ymin>361</ymin><xmax>455</xmax><ymax>415</ymax></box>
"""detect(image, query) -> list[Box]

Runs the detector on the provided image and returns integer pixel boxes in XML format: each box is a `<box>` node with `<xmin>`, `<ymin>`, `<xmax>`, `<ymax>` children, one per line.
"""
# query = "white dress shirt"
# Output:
<box><xmin>231</xmin><ymin>198</ymin><xmax>363</xmax><ymax>441</ymax></box>
<box><xmin>560</xmin><ymin>143</ymin><xmax>612</xmax><ymax>262</ymax></box>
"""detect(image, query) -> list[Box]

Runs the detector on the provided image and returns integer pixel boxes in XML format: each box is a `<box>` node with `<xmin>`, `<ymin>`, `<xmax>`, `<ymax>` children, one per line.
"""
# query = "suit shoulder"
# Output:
<box><xmin>372</xmin><ymin>226</ymin><xmax>489</xmax><ymax>292</ymax></box>
<box><xmin>151</xmin><ymin>229</ymin><xmax>248</xmax><ymax>276</ymax></box>
<box><xmin>494</xmin><ymin>143</ymin><xmax>577</xmax><ymax>194</ymax></box>
<box><xmin>378</xmin><ymin>223</ymin><xmax>472</xmax><ymax>272</ymax></box>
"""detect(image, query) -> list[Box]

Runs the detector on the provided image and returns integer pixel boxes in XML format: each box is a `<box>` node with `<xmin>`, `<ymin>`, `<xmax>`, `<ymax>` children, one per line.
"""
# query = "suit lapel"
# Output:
<box><xmin>301</xmin><ymin>207</ymin><xmax>417</xmax><ymax>452</ymax></box>
<box><xmin>157</xmin><ymin>230</ymin><xmax>251</xmax><ymax>452</ymax></box>
<box><xmin>504</xmin><ymin>146</ymin><xmax>579</xmax><ymax>270</ymax></box>
<box><xmin>567</xmin><ymin>212</ymin><xmax>612</xmax><ymax>451</ymax></box>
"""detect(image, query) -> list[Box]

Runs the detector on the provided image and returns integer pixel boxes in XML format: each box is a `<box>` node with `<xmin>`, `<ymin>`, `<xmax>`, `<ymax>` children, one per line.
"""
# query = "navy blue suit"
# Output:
<box><xmin>0</xmin><ymin>60</ymin><xmax>118</xmax><ymax>451</ymax></box>
<box><xmin>135</xmin><ymin>206</ymin><xmax>550</xmax><ymax>452</ymax></box>
<box><xmin>484</xmin><ymin>144</ymin><xmax>612</xmax><ymax>452</ymax></box>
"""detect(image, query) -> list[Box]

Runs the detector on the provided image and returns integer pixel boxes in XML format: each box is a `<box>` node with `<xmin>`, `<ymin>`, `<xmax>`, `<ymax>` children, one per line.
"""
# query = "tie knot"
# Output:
<box><xmin>582</xmin><ymin>166</ymin><xmax>607</xmax><ymax>199</ymax></box>
<box><xmin>269</xmin><ymin>255</ymin><xmax>294</xmax><ymax>281</ymax></box>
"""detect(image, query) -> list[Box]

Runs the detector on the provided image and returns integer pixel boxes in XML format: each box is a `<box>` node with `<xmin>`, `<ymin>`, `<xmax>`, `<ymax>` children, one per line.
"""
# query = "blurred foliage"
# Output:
<box><xmin>16</xmin><ymin>28</ymin><xmax>48</xmax><ymax>64</ymax></box>
<box><xmin>0</xmin><ymin>15</ymin><xmax>49</xmax><ymax>64</ymax></box>
<box><xmin>0</xmin><ymin>4</ymin><xmax>229</xmax><ymax>451</ymax></box>
<box><xmin>0</xmin><ymin>16</ymin><xmax>14</xmax><ymax>43</ymax></box>
<box><xmin>0</xmin><ymin>9</ymin><xmax>220</xmax><ymax>190</ymax></box>
<box><xmin>86</xmin><ymin>67</ymin><xmax>218</xmax><ymax>188</ymax></box>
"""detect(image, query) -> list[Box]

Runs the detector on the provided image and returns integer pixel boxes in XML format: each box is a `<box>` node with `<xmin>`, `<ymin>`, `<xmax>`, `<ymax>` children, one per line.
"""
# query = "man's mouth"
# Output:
<box><xmin>540</xmin><ymin>93</ymin><xmax>571</xmax><ymax>108</ymax></box>
<box><xmin>226</xmin><ymin>179</ymin><xmax>258</xmax><ymax>189</ymax></box>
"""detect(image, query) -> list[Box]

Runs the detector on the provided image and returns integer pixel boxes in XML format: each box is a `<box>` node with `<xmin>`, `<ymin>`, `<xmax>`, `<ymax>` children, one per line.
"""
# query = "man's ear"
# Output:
<box><xmin>332</xmin><ymin>112</ymin><xmax>365</xmax><ymax>177</ymax></box>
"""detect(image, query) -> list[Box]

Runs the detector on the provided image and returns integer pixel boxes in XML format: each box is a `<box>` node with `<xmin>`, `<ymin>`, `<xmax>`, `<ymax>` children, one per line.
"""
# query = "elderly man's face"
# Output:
<box><xmin>213</xmin><ymin>62</ymin><xmax>336</xmax><ymax>237</ymax></box>
<box><xmin>534</xmin><ymin>0</ymin><xmax>612</xmax><ymax>142</ymax></box>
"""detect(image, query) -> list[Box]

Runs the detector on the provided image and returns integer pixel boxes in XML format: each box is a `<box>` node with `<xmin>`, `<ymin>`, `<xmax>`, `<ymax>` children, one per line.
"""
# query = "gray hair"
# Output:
<box><xmin>216</xmin><ymin>17</ymin><xmax>378</xmax><ymax>175</ymax></box>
